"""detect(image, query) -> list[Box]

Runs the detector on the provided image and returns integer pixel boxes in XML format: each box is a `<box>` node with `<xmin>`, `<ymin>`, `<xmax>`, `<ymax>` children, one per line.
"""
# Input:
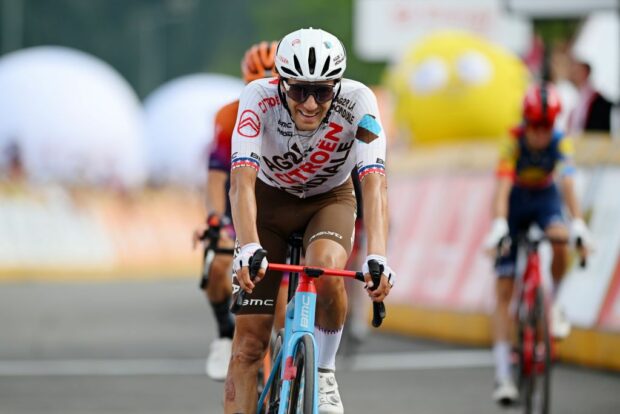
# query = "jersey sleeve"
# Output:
<box><xmin>556</xmin><ymin>134</ymin><xmax>576</xmax><ymax>177</ymax></box>
<box><xmin>353</xmin><ymin>86</ymin><xmax>387</xmax><ymax>181</ymax></box>
<box><xmin>207</xmin><ymin>101</ymin><xmax>238</xmax><ymax>172</ymax></box>
<box><xmin>496</xmin><ymin>135</ymin><xmax>518</xmax><ymax>180</ymax></box>
<box><xmin>230</xmin><ymin>82</ymin><xmax>265</xmax><ymax>173</ymax></box>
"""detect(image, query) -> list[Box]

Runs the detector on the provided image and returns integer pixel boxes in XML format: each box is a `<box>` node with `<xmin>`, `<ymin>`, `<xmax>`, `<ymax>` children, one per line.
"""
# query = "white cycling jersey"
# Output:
<box><xmin>231</xmin><ymin>77</ymin><xmax>387</xmax><ymax>198</ymax></box>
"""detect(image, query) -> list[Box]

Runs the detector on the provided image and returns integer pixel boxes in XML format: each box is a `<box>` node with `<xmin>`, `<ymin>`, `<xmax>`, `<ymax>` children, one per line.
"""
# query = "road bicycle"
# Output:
<box><xmin>231</xmin><ymin>233</ymin><xmax>386</xmax><ymax>413</ymax></box>
<box><xmin>499</xmin><ymin>229</ymin><xmax>585</xmax><ymax>414</ymax></box>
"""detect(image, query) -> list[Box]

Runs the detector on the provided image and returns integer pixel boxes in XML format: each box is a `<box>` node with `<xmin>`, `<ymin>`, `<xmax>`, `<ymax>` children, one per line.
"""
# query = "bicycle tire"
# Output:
<box><xmin>525</xmin><ymin>287</ymin><xmax>551</xmax><ymax>414</ymax></box>
<box><xmin>266</xmin><ymin>329</ymin><xmax>284</xmax><ymax>413</ymax></box>
<box><xmin>286</xmin><ymin>334</ymin><xmax>315</xmax><ymax>414</ymax></box>
<box><xmin>520</xmin><ymin>287</ymin><xmax>551</xmax><ymax>414</ymax></box>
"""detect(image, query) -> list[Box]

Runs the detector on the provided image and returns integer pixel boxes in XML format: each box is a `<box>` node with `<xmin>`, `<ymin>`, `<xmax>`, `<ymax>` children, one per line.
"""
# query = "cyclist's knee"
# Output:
<box><xmin>305</xmin><ymin>240</ymin><xmax>347</xmax><ymax>269</ymax></box>
<box><xmin>316</xmin><ymin>278</ymin><xmax>346</xmax><ymax>312</ymax></box>
<box><xmin>495</xmin><ymin>279</ymin><xmax>514</xmax><ymax>306</ymax></box>
<box><xmin>550</xmin><ymin>237</ymin><xmax>569</xmax><ymax>257</ymax></box>
<box><xmin>546</xmin><ymin>224</ymin><xmax>568</xmax><ymax>241</ymax></box>
<box><xmin>231</xmin><ymin>329</ymin><xmax>269</xmax><ymax>365</ymax></box>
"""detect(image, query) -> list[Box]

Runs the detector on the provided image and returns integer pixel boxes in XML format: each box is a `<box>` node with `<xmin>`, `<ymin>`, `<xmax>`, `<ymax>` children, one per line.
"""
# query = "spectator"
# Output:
<box><xmin>567</xmin><ymin>58</ymin><xmax>613</xmax><ymax>135</ymax></box>
<box><xmin>2</xmin><ymin>140</ymin><xmax>26</xmax><ymax>182</ymax></box>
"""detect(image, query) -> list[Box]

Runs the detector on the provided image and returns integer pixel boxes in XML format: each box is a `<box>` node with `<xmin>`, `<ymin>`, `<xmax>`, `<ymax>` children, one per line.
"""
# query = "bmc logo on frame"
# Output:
<box><xmin>237</xmin><ymin>110</ymin><xmax>260</xmax><ymax>138</ymax></box>
<box><xmin>242</xmin><ymin>298</ymin><xmax>274</xmax><ymax>307</ymax></box>
<box><xmin>299</xmin><ymin>295</ymin><xmax>312</xmax><ymax>328</ymax></box>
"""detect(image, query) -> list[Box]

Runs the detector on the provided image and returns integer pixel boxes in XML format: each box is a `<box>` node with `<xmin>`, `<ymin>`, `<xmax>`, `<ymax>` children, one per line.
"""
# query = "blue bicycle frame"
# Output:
<box><xmin>231</xmin><ymin>247</ymin><xmax>386</xmax><ymax>414</ymax></box>
<box><xmin>257</xmin><ymin>271</ymin><xmax>319</xmax><ymax>413</ymax></box>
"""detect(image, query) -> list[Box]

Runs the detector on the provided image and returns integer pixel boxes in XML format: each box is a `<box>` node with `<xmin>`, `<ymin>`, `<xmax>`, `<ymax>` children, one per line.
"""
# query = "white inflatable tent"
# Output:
<box><xmin>143</xmin><ymin>74</ymin><xmax>244</xmax><ymax>187</ymax></box>
<box><xmin>0</xmin><ymin>46</ymin><xmax>147</xmax><ymax>188</ymax></box>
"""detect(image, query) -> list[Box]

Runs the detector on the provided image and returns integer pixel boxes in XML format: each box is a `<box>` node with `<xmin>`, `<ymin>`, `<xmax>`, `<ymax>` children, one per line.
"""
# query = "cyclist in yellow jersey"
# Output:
<box><xmin>483</xmin><ymin>84</ymin><xmax>592</xmax><ymax>405</ymax></box>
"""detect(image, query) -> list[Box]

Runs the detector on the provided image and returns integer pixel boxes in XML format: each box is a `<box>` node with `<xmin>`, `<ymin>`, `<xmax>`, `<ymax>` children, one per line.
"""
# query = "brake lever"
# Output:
<box><xmin>367</xmin><ymin>259</ymin><xmax>386</xmax><ymax>328</ymax></box>
<box><xmin>230</xmin><ymin>249</ymin><xmax>268</xmax><ymax>314</ymax></box>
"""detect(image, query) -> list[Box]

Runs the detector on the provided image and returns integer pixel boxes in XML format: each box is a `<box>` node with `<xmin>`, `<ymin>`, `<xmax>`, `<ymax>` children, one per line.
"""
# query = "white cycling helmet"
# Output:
<box><xmin>275</xmin><ymin>28</ymin><xmax>346</xmax><ymax>82</ymax></box>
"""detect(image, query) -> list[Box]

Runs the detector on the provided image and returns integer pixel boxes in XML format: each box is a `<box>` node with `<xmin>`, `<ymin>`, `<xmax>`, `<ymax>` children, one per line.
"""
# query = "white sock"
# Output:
<box><xmin>314</xmin><ymin>325</ymin><xmax>343</xmax><ymax>371</ymax></box>
<box><xmin>493</xmin><ymin>341</ymin><xmax>512</xmax><ymax>382</ymax></box>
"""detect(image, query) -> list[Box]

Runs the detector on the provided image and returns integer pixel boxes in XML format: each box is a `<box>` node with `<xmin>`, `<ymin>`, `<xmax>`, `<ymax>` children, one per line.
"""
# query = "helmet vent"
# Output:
<box><xmin>280</xmin><ymin>66</ymin><xmax>298</xmax><ymax>77</ymax></box>
<box><xmin>293</xmin><ymin>55</ymin><xmax>303</xmax><ymax>77</ymax></box>
<box><xmin>325</xmin><ymin>68</ymin><xmax>342</xmax><ymax>78</ymax></box>
<box><xmin>308</xmin><ymin>47</ymin><xmax>316</xmax><ymax>74</ymax></box>
<box><xmin>320</xmin><ymin>56</ymin><xmax>331</xmax><ymax>76</ymax></box>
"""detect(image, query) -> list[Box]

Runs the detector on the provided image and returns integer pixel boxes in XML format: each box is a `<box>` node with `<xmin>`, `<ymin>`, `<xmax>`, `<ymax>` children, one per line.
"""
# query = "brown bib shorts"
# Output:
<box><xmin>232</xmin><ymin>178</ymin><xmax>357</xmax><ymax>315</ymax></box>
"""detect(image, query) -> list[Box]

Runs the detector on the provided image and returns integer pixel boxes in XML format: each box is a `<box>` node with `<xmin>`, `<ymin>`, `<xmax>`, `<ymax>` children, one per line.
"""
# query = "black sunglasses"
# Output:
<box><xmin>282</xmin><ymin>80</ymin><xmax>337</xmax><ymax>104</ymax></box>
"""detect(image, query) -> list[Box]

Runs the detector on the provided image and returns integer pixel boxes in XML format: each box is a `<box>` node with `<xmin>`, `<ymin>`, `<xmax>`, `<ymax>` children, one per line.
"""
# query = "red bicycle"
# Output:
<box><xmin>501</xmin><ymin>231</ymin><xmax>586</xmax><ymax>414</ymax></box>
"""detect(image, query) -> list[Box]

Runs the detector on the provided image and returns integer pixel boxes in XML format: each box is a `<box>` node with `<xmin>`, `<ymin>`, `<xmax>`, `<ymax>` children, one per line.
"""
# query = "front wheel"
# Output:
<box><xmin>287</xmin><ymin>334</ymin><xmax>315</xmax><ymax>414</ymax></box>
<box><xmin>520</xmin><ymin>287</ymin><xmax>552</xmax><ymax>414</ymax></box>
<box><xmin>266</xmin><ymin>329</ymin><xmax>284</xmax><ymax>413</ymax></box>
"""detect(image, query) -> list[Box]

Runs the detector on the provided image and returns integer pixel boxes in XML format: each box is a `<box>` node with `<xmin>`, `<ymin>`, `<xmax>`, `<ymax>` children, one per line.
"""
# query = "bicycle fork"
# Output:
<box><xmin>278</xmin><ymin>274</ymin><xmax>319</xmax><ymax>414</ymax></box>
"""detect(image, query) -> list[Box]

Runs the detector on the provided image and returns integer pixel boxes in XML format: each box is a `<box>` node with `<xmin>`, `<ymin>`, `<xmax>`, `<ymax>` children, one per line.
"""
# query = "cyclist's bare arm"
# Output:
<box><xmin>560</xmin><ymin>174</ymin><xmax>590</xmax><ymax>258</ymax></box>
<box><xmin>192</xmin><ymin>170</ymin><xmax>229</xmax><ymax>249</ymax></box>
<box><xmin>559</xmin><ymin>175</ymin><xmax>582</xmax><ymax>220</ymax></box>
<box><xmin>492</xmin><ymin>176</ymin><xmax>513</xmax><ymax>219</ymax></box>
<box><xmin>206</xmin><ymin>169</ymin><xmax>229</xmax><ymax>216</ymax></box>
<box><xmin>229</xmin><ymin>167</ymin><xmax>263</xmax><ymax>292</ymax></box>
<box><xmin>361</xmin><ymin>173</ymin><xmax>390</xmax><ymax>301</ymax></box>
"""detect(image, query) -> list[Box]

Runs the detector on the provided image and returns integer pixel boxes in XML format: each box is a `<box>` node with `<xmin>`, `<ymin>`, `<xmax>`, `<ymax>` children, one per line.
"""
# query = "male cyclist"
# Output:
<box><xmin>192</xmin><ymin>41</ymin><xmax>279</xmax><ymax>381</ymax></box>
<box><xmin>483</xmin><ymin>84</ymin><xmax>591</xmax><ymax>404</ymax></box>
<box><xmin>225</xmin><ymin>28</ymin><xmax>393</xmax><ymax>414</ymax></box>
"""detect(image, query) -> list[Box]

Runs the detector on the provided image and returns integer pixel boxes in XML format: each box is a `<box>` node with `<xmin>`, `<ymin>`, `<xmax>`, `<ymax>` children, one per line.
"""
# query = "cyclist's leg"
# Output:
<box><xmin>204</xmin><ymin>229</ymin><xmax>235</xmax><ymax>338</ymax></box>
<box><xmin>492</xmin><ymin>187</ymin><xmax>522</xmax><ymax>402</ymax></box>
<box><xmin>204</xmin><ymin>228</ymin><xmax>235</xmax><ymax>380</ymax></box>
<box><xmin>546</xmin><ymin>224</ymin><xmax>569</xmax><ymax>285</ymax></box>
<box><xmin>225</xmin><ymin>314</ymin><xmax>274</xmax><ymax>414</ymax></box>
<box><xmin>304</xmin><ymin>189</ymin><xmax>356</xmax><ymax>367</ymax></box>
<box><xmin>493</xmin><ymin>247</ymin><xmax>517</xmax><ymax>387</ymax></box>
<box><xmin>225</xmin><ymin>180</ymin><xmax>310</xmax><ymax>412</ymax></box>
<box><xmin>306</xmin><ymin>237</ymin><xmax>349</xmax><ymax>357</ymax></box>
<box><xmin>303</xmin><ymin>184</ymin><xmax>356</xmax><ymax>414</ymax></box>
<box><xmin>536</xmin><ymin>184</ymin><xmax>569</xmax><ymax>288</ymax></box>
<box><xmin>226</xmin><ymin>228</ymin><xmax>287</xmax><ymax>413</ymax></box>
<box><xmin>536</xmin><ymin>184</ymin><xmax>571</xmax><ymax>338</ymax></box>
<box><xmin>274</xmin><ymin>277</ymin><xmax>288</xmax><ymax>332</ymax></box>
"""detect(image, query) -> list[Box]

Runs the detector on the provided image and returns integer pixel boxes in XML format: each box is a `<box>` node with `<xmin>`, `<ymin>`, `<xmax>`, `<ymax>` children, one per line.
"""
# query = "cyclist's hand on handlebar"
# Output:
<box><xmin>571</xmin><ymin>218</ymin><xmax>593</xmax><ymax>267</ymax></box>
<box><xmin>192</xmin><ymin>213</ymin><xmax>224</xmax><ymax>249</ymax></box>
<box><xmin>365</xmin><ymin>273</ymin><xmax>391</xmax><ymax>302</ymax></box>
<box><xmin>362</xmin><ymin>255</ymin><xmax>394</xmax><ymax>302</ymax></box>
<box><xmin>233</xmin><ymin>243</ymin><xmax>268</xmax><ymax>293</ymax></box>
<box><xmin>483</xmin><ymin>217</ymin><xmax>509</xmax><ymax>255</ymax></box>
<box><xmin>191</xmin><ymin>226</ymin><xmax>207</xmax><ymax>249</ymax></box>
<box><xmin>571</xmin><ymin>218</ymin><xmax>593</xmax><ymax>251</ymax></box>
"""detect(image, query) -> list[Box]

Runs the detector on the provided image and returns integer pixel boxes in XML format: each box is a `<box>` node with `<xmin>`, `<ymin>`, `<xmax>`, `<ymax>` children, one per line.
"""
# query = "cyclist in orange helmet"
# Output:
<box><xmin>483</xmin><ymin>83</ymin><xmax>592</xmax><ymax>405</ymax></box>
<box><xmin>242</xmin><ymin>41</ymin><xmax>277</xmax><ymax>83</ymax></box>
<box><xmin>192</xmin><ymin>41</ymin><xmax>278</xmax><ymax>381</ymax></box>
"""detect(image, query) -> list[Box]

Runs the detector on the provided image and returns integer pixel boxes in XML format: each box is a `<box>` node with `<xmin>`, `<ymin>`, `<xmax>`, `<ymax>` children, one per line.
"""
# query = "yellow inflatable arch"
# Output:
<box><xmin>387</xmin><ymin>31</ymin><xmax>529</xmax><ymax>145</ymax></box>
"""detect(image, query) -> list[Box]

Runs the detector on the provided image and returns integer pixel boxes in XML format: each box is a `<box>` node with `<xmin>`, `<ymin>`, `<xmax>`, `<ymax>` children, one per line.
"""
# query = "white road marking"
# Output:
<box><xmin>0</xmin><ymin>359</ymin><xmax>205</xmax><ymax>376</ymax></box>
<box><xmin>0</xmin><ymin>350</ymin><xmax>493</xmax><ymax>376</ymax></box>
<box><xmin>348</xmin><ymin>350</ymin><xmax>494</xmax><ymax>371</ymax></box>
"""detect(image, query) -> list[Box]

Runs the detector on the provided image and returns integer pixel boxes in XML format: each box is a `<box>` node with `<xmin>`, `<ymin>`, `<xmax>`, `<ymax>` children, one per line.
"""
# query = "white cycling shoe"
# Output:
<box><xmin>551</xmin><ymin>303</ymin><xmax>572</xmax><ymax>340</ymax></box>
<box><xmin>493</xmin><ymin>378</ymin><xmax>519</xmax><ymax>405</ymax></box>
<box><xmin>318</xmin><ymin>370</ymin><xmax>344</xmax><ymax>414</ymax></box>
<box><xmin>205</xmin><ymin>337</ymin><xmax>232</xmax><ymax>381</ymax></box>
